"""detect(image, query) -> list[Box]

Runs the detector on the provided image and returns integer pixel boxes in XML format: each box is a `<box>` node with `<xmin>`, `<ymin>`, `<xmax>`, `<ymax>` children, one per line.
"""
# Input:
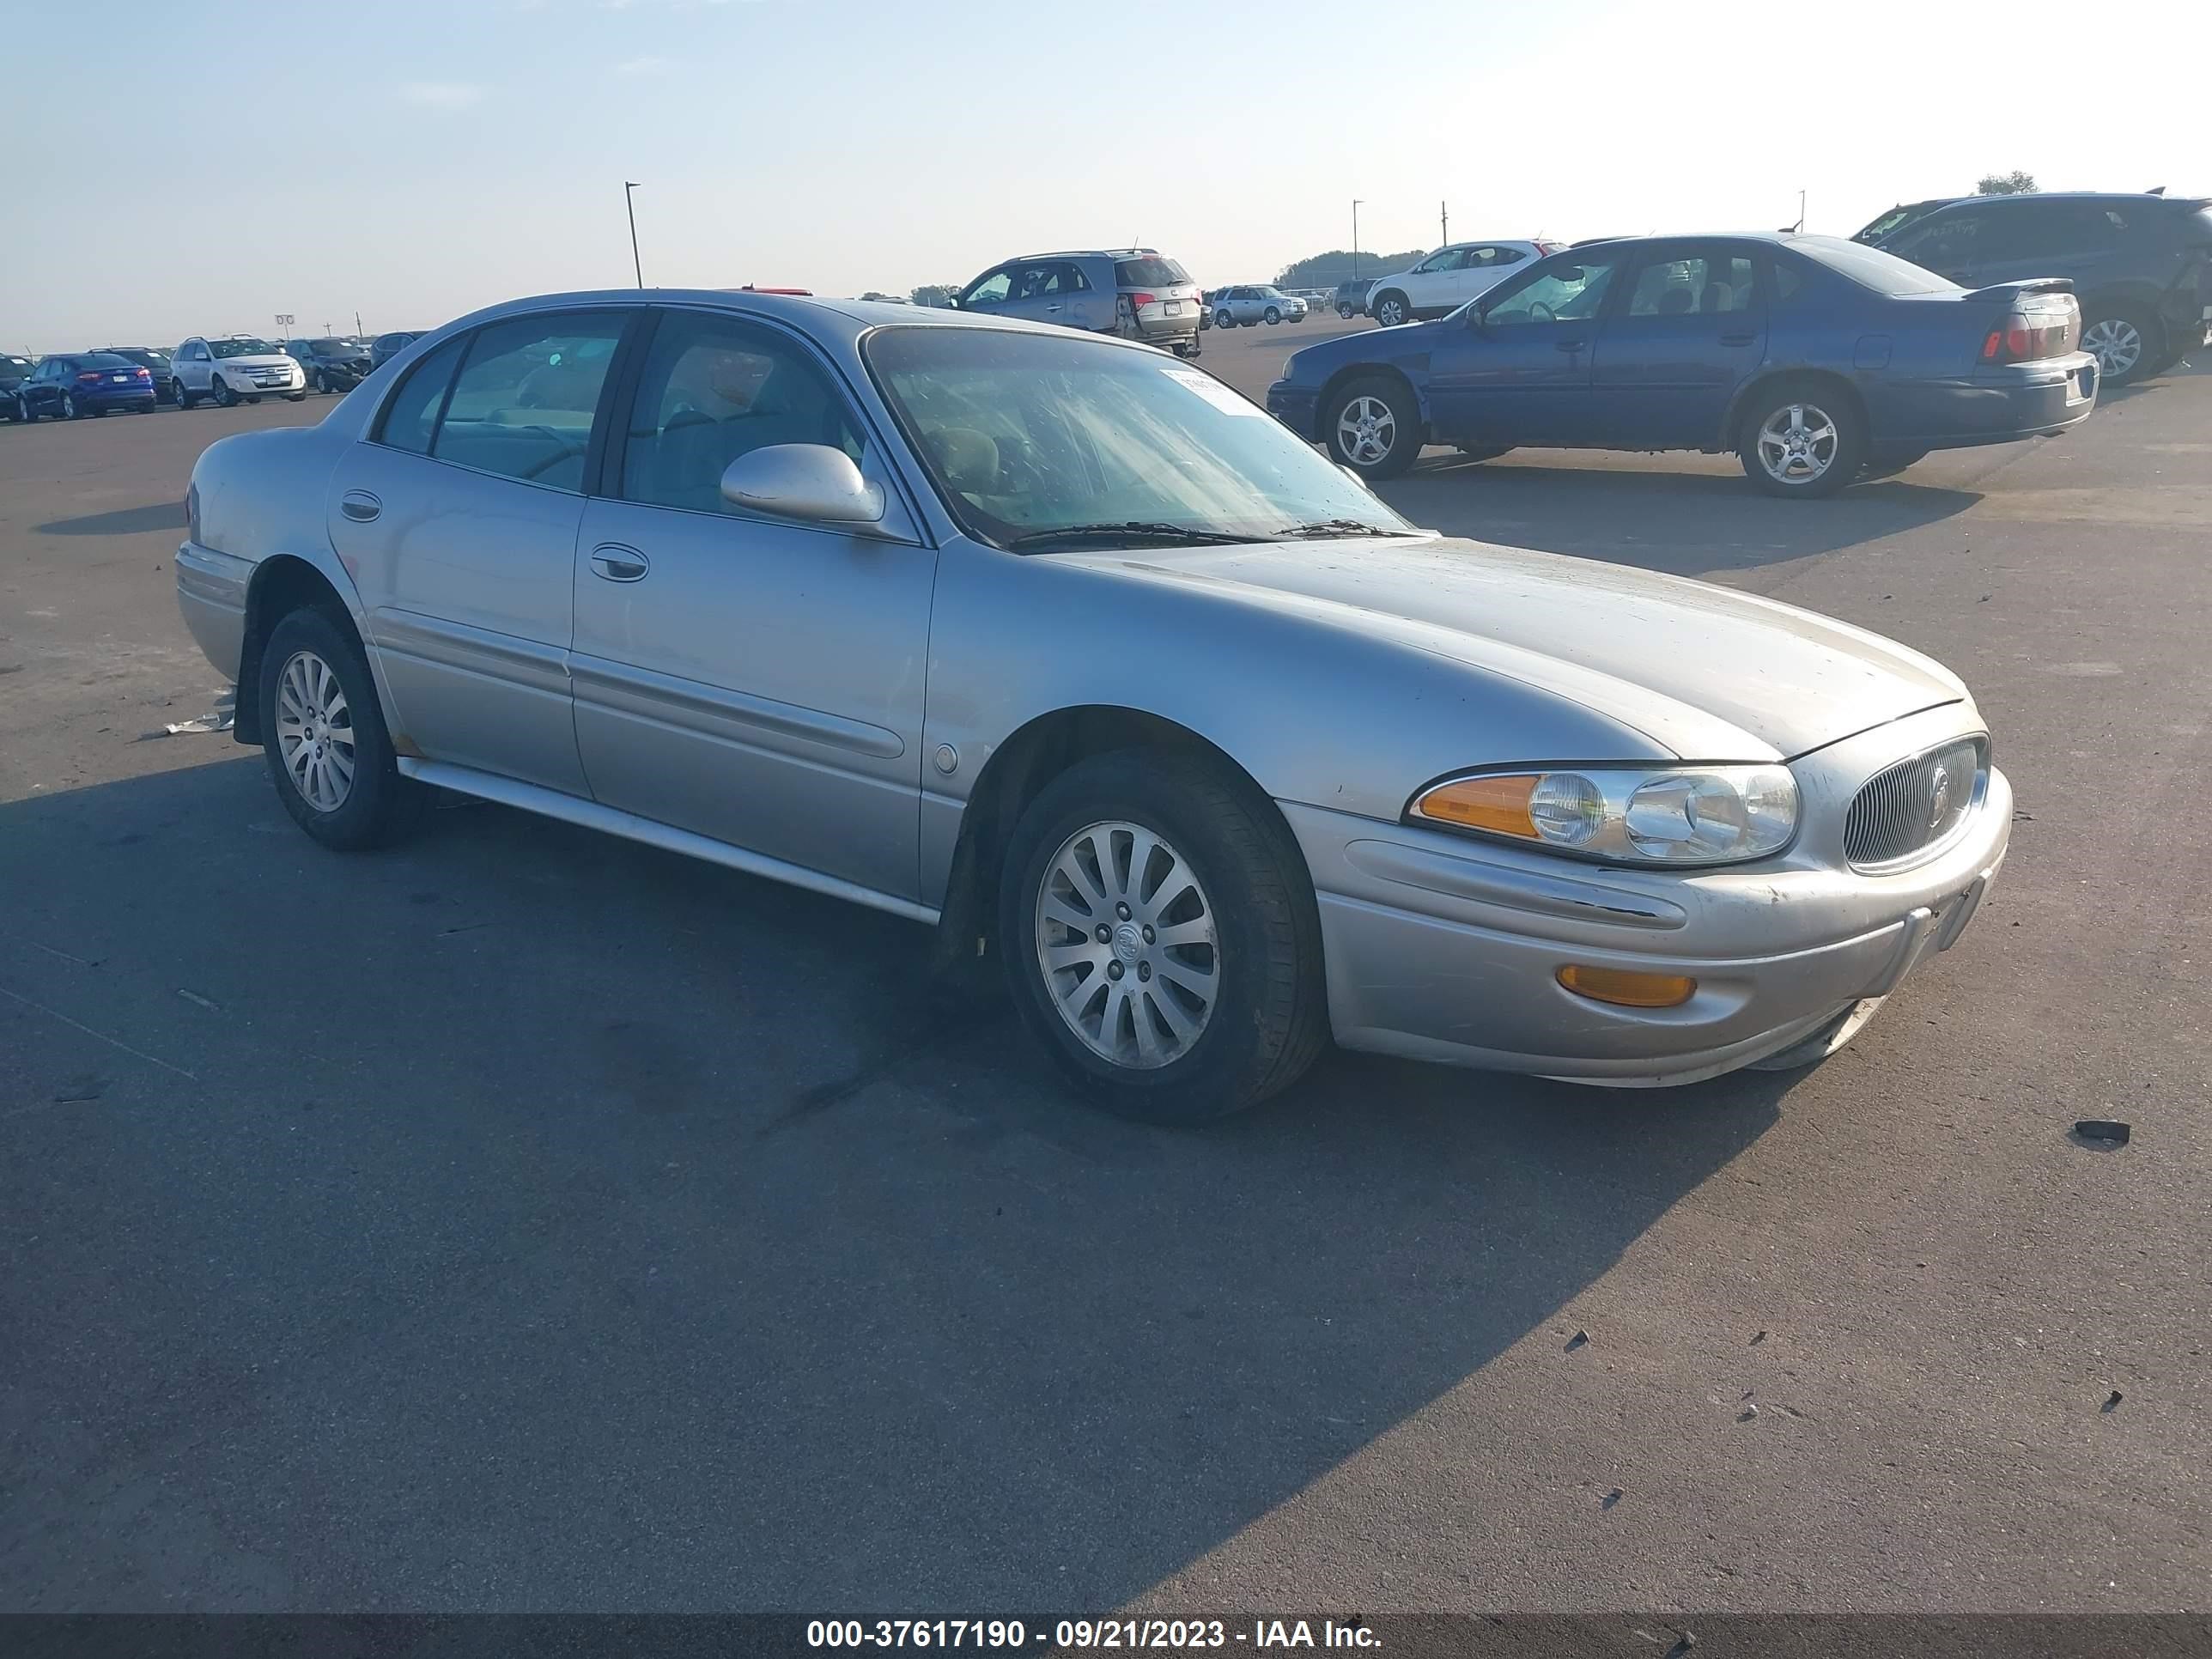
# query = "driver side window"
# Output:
<box><xmin>1417</xmin><ymin>247</ymin><xmax>1466</xmax><ymax>273</ymax></box>
<box><xmin>1482</xmin><ymin>256</ymin><xmax>1624</xmax><ymax>326</ymax></box>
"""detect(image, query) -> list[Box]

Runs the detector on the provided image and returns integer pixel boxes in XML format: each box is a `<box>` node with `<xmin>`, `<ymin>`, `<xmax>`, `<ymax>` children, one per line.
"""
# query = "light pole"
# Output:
<box><xmin>1440</xmin><ymin>200</ymin><xmax>1449</xmax><ymax>246</ymax></box>
<box><xmin>624</xmin><ymin>181</ymin><xmax>644</xmax><ymax>288</ymax></box>
<box><xmin>1352</xmin><ymin>199</ymin><xmax>1364</xmax><ymax>282</ymax></box>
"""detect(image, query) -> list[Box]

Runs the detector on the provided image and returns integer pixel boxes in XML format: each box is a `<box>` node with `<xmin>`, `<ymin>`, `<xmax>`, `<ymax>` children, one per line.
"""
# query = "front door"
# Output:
<box><xmin>568</xmin><ymin>307</ymin><xmax>938</xmax><ymax>902</ymax></box>
<box><xmin>1426</xmin><ymin>248</ymin><xmax>1626</xmax><ymax>447</ymax></box>
<box><xmin>325</xmin><ymin>307</ymin><xmax>636</xmax><ymax>795</ymax></box>
<box><xmin>1590</xmin><ymin>244</ymin><xmax>1768</xmax><ymax>449</ymax></box>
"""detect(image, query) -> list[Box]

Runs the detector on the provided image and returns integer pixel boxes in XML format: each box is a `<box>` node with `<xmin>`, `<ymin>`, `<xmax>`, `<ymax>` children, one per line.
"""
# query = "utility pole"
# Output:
<box><xmin>355</xmin><ymin>310</ymin><xmax>363</xmax><ymax>337</ymax></box>
<box><xmin>624</xmin><ymin>181</ymin><xmax>644</xmax><ymax>288</ymax></box>
<box><xmin>1441</xmin><ymin>200</ymin><xmax>1449</xmax><ymax>246</ymax></box>
<box><xmin>1352</xmin><ymin>199</ymin><xmax>1364</xmax><ymax>281</ymax></box>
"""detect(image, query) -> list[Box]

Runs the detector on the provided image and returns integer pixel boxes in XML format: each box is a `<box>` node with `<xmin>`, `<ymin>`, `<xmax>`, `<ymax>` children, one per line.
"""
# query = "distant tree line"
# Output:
<box><xmin>1275</xmin><ymin>247</ymin><xmax>1431</xmax><ymax>289</ymax></box>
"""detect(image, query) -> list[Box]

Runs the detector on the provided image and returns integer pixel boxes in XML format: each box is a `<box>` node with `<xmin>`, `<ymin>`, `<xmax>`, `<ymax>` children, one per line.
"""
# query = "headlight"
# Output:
<box><xmin>1412</xmin><ymin>764</ymin><xmax>1798</xmax><ymax>866</ymax></box>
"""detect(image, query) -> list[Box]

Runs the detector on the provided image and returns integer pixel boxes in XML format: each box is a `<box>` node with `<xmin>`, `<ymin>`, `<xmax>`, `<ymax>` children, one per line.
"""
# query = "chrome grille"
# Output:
<box><xmin>1844</xmin><ymin>737</ymin><xmax>1986</xmax><ymax>871</ymax></box>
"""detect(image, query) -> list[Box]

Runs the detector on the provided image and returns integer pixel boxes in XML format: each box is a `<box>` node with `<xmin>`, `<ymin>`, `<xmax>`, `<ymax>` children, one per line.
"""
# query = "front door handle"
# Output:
<box><xmin>590</xmin><ymin>544</ymin><xmax>649</xmax><ymax>582</ymax></box>
<box><xmin>1554</xmin><ymin>338</ymin><xmax>1587</xmax><ymax>353</ymax></box>
<box><xmin>339</xmin><ymin>490</ymin><xmax>380</xmax><ymax>523</ymax></box>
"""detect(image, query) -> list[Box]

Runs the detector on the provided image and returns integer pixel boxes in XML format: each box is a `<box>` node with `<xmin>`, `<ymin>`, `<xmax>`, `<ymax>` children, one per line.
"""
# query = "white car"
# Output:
<box><xmin>1364</xmin><ymin>240</ymin><xmax>1566</xmax><ymax>327</ymax></box>
<box><xmin>171</xmin><ymin>336</ymin><xmax>308</xmax><ymax>409</ymax></box>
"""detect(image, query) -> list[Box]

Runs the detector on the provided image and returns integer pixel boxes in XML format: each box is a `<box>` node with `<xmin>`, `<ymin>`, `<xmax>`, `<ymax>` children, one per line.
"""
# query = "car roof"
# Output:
<box><xmin>429</xmin><ymin>286</ymin><xmax>1146</xmax><ymax>349</ymax></box>
<box><xmin>1919</xmin><ymin>190</ymin><xmax>2210</xmax><ymax>211</ymax></box>
<box><xmin>1013</xmin><ymin>247</ymin><xmax>1165</xmax><ymax>260</ymax></box>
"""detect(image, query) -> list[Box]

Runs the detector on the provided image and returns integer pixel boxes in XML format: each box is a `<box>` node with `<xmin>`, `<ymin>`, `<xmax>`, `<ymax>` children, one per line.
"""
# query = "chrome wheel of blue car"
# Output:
<box><xmin>1755</xmin><ymin>402</ymin><xmax>1839</xmax><ymax>484</ymax></box>
<box><xmin>1335</xmin><ymin>393</ymin><xmax>1398</xmax><ymax>467</ymax></box>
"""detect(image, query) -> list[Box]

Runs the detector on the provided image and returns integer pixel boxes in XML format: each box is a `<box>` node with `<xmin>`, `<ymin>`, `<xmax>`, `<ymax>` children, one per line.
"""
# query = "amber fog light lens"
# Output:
<box><xmin>1557</xmin><ymin>964</ymin><xmax>1697</xmax><ymax>1008</ymax></box>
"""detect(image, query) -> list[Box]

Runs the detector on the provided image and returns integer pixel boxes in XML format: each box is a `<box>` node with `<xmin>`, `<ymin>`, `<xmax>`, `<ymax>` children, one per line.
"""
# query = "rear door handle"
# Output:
<box><xmin>590</xmin><ymin>544</ymin><xmax>649</xmax><ymax>581</ymax></box>
<box><xmin>339</xmin><ymin>490</ymin><xmax>380</xmax><ymax>523</ymax></box>
<box><xmin>1719</xmin><ymin>331</ymin><xmax>1757</xmax><ymax>346</ymax></box>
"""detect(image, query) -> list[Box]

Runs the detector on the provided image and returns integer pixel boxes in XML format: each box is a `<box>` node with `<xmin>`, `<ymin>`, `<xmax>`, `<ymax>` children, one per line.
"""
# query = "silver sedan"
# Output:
<box><xmin>176</xmin><ymin>291</ymin><xmax>2008</xmax><ymax>1121</ymax></box>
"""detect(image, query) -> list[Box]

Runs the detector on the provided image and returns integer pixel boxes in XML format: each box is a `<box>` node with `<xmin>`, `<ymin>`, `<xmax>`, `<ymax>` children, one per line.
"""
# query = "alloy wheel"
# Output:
<box><xmin>1034</xmin><ymin>819</ymin><xmax>1218</xmax><ymax>1071</ymax></box>
<box><xmin>1376</xmin><ymin>295</ymin><xmax>1405</xmax><ymax>327</ymax></box>
<box><xmin>274</xmin><ymin>649</ymin><xmax>357</xmax><ymax>813</ymax></box>
<box><xmin>1334</xmin><ymin>394</ymin><xmax>1399</xmax><ymax>467</ymax></box>
<box><xmin>1755</xmin><ymin>401</ymin><xmax>1839</xmax><ymax>485</ymax></box>
<box><xmin>61</xmin><ymin>393</ymin><xmax>76</xmax><ymax>419</ymax></box>
<box><xmin>2081</xmin><ymin>318</ymin><xmax>2142</xmax><ymax>380</ymax></box>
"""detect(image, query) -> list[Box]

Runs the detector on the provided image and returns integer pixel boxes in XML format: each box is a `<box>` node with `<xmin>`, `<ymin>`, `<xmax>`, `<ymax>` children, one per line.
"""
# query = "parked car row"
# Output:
<box><xmin>3</xmin><ymin>330</ymin><xmax>434</xmax><ymax>426</ymax></box>
<box><xmin>1268</xmin><ymin>231</ymin><xmax>2106</xmax><ymax>496</ymax></box>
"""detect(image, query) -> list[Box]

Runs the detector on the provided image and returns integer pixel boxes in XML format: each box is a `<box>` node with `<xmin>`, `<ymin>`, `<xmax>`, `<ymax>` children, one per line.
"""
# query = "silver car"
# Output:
<box><xmin>953</xmin><ymin>248</ymin><xmax>1205</xmax><ymax>357</ymax></box>
<box><xmin>176</xmin><ymin>291</ymin><xmax>2009</xmax><ymax>1121</ymax></box>
<box><xmin>1209</xmin><ymin>285</ymin><xmax>1308</xmax><ymax>327</ymax></box>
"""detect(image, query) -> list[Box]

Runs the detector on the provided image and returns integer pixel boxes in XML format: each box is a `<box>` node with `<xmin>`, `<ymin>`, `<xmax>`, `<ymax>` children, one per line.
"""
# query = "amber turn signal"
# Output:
<box><xmin>1414</xmin><ymin>773</ymin><xmax>1539</xmax><ymax>837</ymax></box>
<box><xmin>1556</xmin><ymin>964</ymin><xmax>1698</xmax><ymax>1008</ymax></box>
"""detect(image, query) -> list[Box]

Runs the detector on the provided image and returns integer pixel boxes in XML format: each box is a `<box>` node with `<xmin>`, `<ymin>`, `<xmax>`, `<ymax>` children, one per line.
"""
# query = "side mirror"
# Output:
<box><xmin>720</xmin><ymin>444</ymin><xmax>887</xmax><ymax>532</ymax></box>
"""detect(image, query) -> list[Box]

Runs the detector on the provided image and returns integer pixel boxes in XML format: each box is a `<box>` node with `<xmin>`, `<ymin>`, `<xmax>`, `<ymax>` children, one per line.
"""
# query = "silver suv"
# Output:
<box><xmin>953</xmin><ymin>249</ymin><xmax>1206</xmax><ymax>357</ymax></box>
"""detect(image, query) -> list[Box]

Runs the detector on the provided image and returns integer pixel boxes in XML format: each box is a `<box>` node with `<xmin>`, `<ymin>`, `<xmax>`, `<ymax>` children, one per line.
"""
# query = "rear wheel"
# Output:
<box><xmin>998</xmin><ymin>750</ymin><xmax>1327</xmax><ymax>1123</ymax></box>
<box><xmin>61</xmin><ymin>392</ymin><xmax>80</xmax><ymax>420</ymax></box>
<box><xmin>2081</xmin><ymin>307</ymin><xmax>2159</xmax><ymax>386</ymax></box>
<box><xmin>1372</xmin><ymin>290</ymin><xmax>1409</xmax><ymax>328</ymax></box>
<box><xmin>1338</xmin><ymin>303</ymin><xmax>1356</xmax><ymax>319</ymax></box>
<box><xmin>258</xmin><ymin>608</ymin><xmax>425</xmax><ymax>851</ymax></box>
<box><xmin>1739</xmin><ymin>382</ymin><xmax>1863</xmax><ymax>498</ymax></box>
<box><xmin>1327</xmin><ymin>374</ymin><xmax>1420</xmax><ymax>479</ymax></box>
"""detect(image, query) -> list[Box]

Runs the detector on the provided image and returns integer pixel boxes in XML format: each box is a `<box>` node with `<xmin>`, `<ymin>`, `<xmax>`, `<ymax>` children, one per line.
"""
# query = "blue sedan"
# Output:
<box><xmin>1266</xmin><ymin>234</ymin><xmax>2100</xmax><ymax>496</ymax></box>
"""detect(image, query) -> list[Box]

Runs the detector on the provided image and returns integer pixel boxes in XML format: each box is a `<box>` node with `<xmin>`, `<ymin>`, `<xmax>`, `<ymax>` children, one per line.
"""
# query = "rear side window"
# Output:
<box><xmin>1796</xmin><ymin>237</ymin><xmax>1960</xmax><ymax>295</ymax></box>
<box><xmin>430</xmin><ymin>313</ymin><xmax>629</xmax><ymax>490</ymax></box>
<box><xmin>1115</xmin><ymin>256</ymin><xmax>1189</xmax><ymax>287</ymax></box>
<box><xmin>375</xmin><ymin>334</ymin><xmax>467</xmax><ymax>455</ymax></box>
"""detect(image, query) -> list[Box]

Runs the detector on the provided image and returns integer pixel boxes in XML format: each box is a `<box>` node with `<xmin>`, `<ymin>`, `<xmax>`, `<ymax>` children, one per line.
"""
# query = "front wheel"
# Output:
<box><xmin>1740</xmin><ymin>384</ymin><xmax>1864</xmax><ymax>498</ymax></box>
<box><xmin>2081</xmin><ymin>307</ymin><xmax>2159</xmax><ymax>387</ymax></box>
<box><xmin>258</xmin><ymin>608</ymin><xmax>426</xmax><ymax>851</ymax></box>
<box><xmin>173</xmin><ymin>379</ymin><xmax>196</xmax><ymax>409</ymax></box>
<box><xmin>61</xmin><ymin>393</ymin><xmax>81</xmax><ymax>420</ymax></box>
<box><xmin>1326</xmin><ymin>374</ymin><xmax>1420</xmax><ymax>479</ymax></box>
<box><xmin>1372</xmin><ymin>290</ymin><xmax>1408</xmax><ymax>328</ymax></box>
<box><xmin>213</xmin><ymin>376</ymin><xmax>238</xmax><ymax>408</ymax></box>
<box><xmin>998</xmin><ymin>750</ymin><xmax>1327</xmax><ymax>1122</ymax></box>
<box><xmin>1264</xmin><ymin>307</ymin><xmax>1281</xmax><ymax>325</ymax></box>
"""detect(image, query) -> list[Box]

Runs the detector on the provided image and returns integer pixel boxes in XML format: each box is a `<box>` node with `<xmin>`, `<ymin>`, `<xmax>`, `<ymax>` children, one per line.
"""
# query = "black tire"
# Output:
<box><xmin>998</xmin><ymin>749</ymin><xmax>1328</xmax><ymax>1123</ymax></box>
<box><xmin>1325</xmin><ymin>374</ymin><xmax>1421</xmax><ymax>479</ymax></box>
<box><xmin>17</xmin><ymin>399</ymin><xmax>36</xmax><ymax>424</ymax></box>
<box><xmin>1214</xmin><ymin>308</ymin><xmax>1233</xmax><ymax>330</ymax></box>
<box><xmin>1338</xmin><ymin>304</ymin><xmax>1356</xmax><ymax>319</ymax></box>
<box><xmin>1455</xmin><ymin>445</ymin><xmax>1512</xmax><ymax>463</ymax></box>
<box><xmin>284</xmin><ymin>392</ymin><xmax>305</xmax><ymax>402</ymax></box>
<box><xmin>61</xmin><ymin>392</ymin><xmax>81</xmax><ymax>420</ymax></box>
<box><xmin>1263</xmin><ymin>306</ymin><xmax>1281</xmax><ymax>325</ymax></box>
<box><xmin>1371</xmin><ymin>289</ymin><xmax>1409</xmax><ymax>328</ymax></box>
<box><xmin>213</xmin><ymin>376</ymin><xmax>237</xmax><ymax>408</ymax></box>
<box><xmin>258</xmin><ymin>607</ymin><xmax>426</xmax><ymax>852</ymax></box>
<box><xmin>313</xmin><ymin>371</ymin><xmax>329</xmax><ymax>394</ymax></box>
<box><xmin>1860</xmin><ymin>447</ymin><xmax>1929</xmax><ymax>481</ymax></box>
<box><xmin>1737</xmin><ymin>380</ymin><xmax>1865</xmax><ymax>499</ymax></box>
<box><xmin>2081</xmin><ymin>306</ymin><xmax>2160</xmax><ymax>388</ymax></box>
<box><xmin>173</xmin><ymin>379</ymin><xmax>196</xmax><ymax>410</ymax></box>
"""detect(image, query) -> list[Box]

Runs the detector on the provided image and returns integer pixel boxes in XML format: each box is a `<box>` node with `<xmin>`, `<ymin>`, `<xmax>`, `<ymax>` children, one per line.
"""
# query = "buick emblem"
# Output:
<box><xmin>1927</xmin><ymin>765</ymin><xmax>1952</xmax><ymax>830</ymax></box>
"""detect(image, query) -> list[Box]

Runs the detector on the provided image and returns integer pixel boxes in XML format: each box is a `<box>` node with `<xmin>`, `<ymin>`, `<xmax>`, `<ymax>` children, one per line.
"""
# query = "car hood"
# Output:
<box><xmin>214</xmin><ymin>355</ymin><xmax>296</xmax><ymax>371</ymax></box>
<box><xmin>1052</xmin><ymin>537</ymin><xmax>1966</xmax><ymax>760</ymax></box>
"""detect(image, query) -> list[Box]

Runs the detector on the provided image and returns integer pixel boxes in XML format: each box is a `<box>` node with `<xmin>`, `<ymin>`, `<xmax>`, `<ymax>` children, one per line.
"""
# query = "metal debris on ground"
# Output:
<box><xmin>161</xmin><ymin>686</ymin><xmax>237</xmax><ymax>736</ymax></box>
<box><xmin>1565</xmin><ymin>1329</ymin><xmax>1589</xmax><ymax>1352</ymax></box>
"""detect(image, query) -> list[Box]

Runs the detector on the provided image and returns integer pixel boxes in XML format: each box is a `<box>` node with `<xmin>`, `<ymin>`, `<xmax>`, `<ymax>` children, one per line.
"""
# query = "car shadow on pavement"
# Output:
<box><xmin>33</xmin><ymin>501</ymin><xmax>186</xmax><ymax>537</ymax></box>
<box><xmin>1</xmin><ymin>757</ymin><xmax>1791</xmax><ymax>1610</ymax></box>
<box><xmin>1376</xmin><ymin>459</ymin><xmax>1982</xmax><ymax>578</ymax></box>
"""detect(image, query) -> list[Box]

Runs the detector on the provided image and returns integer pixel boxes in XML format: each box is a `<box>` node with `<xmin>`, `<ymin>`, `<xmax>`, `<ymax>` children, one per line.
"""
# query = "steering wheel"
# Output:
<box><xmin>1528</xmin><ymin>300</ymin><xmax>1557</xmax><ymax>324</ymax></box>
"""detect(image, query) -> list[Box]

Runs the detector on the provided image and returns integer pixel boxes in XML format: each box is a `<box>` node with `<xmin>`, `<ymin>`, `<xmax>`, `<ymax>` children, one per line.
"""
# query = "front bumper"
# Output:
<box><xmin>1283</xmin><ymin>708</ymin><xmax>2013</xmax><ymax>1085</ymax></box>
<box><xmin>1266</xmin><ymin>381</ymin><xmax>1322</xmax><ymax>441</ymax></box>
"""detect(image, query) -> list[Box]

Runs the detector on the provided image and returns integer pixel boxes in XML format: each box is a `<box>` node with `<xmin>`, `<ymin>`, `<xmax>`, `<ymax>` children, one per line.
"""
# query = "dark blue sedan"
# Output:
<box><xmin>1266</xmin><ymin>234</ymin><xmax>2100</xmax><ymax>496</ymax></box>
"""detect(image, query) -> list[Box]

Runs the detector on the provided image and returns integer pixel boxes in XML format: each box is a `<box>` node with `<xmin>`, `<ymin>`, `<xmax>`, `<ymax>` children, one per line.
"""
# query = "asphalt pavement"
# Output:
<box><xmin>2</xmin><ymin>343</ymin><xmax>2207</xmax><ymax>1614</ymax></box>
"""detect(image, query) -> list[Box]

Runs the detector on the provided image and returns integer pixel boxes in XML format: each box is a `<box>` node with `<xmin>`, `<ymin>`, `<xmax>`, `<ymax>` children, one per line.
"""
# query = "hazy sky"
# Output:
<box><xmin>2</xmin><ymin>0</ymin><xmax>2196</xmax><ymax>349</ymax></box>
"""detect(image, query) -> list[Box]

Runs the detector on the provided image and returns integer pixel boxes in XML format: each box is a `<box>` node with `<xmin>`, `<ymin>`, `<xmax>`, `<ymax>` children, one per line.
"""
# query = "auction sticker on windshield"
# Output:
<box><xmin>1164</xmin><ymin>367</ymin><xmax>1263</xmax><ymax>416</ymax></box>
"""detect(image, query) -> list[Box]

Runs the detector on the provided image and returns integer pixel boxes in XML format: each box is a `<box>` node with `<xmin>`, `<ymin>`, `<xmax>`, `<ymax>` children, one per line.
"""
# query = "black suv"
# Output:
<box><xmin>1875</xmin><ymin>191</ymin><xmax>2212</xmax><ymax>386</ymax></box>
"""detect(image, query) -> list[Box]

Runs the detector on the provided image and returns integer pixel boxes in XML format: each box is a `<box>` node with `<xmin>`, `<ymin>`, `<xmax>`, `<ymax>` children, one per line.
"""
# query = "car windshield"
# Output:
<box><xmin>211</xmin><ymin>337</ymin><xmax>277</xmax><ymax>358</ymax></box>
<box><xmin>864</xmin><ymin>326</ymin><xmax>1413</xmax><ymax>553</ymax></box>
<box><xmin>310</xmin><ymin>338</ymin><xmax>355</xmax><ymax>354</ymax></box>
<box><xmin>1795</xmin><ymin>236</ymin><xmax>1961</xmax><ymax>295</ymax></box>
<box><xmin>1851</xmin><ymin>204</ymin><xmax>1939</xmax><ymax>245</ymax></box>
<box><xmin>1115</xmin><ymin>256</ymin><xmax>1190</xmax><ymax>288</ymax></box>
<box><xmin>3</xmin><ymin>356</ymin><xmax>33</xmax><ymax>374</ymax></box>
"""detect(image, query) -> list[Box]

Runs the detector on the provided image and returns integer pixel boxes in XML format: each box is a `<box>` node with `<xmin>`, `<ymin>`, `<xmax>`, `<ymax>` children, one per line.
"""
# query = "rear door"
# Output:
<box><xmin>1426</xmin><ymin>249</ymin><xmax>1626</xmax><ymax>447</ymax></box>
<box><xmin>1961</xmin><ymin>199</ymin><xmax>2126</xmax><ymax>290</ymax></box>
<box><xmin>325</xmin><ymin>307</ymin><xmax>637</xmax><ymax>794</ymax></box>
<box><xmin>1590</xmin><ymin>243</ymin><xmax>1767</xmax><ymax>449</ymax></box>
<box><xmin>568</xmin><ymin>307</ymin><xmax>936</xmax><ymax>899</ymax></box>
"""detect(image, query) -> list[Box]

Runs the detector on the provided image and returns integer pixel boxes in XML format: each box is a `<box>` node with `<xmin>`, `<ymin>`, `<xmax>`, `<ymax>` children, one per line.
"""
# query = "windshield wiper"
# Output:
<box><xmin>1273</xmin><ymin>519</ymin><xmax>1407</xmax><ymax>539</ymax></box>
<box><xmin>1005</xmin><ymin>521</ymin><xmax>1254</xmax><ymax>552</ymax></box>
